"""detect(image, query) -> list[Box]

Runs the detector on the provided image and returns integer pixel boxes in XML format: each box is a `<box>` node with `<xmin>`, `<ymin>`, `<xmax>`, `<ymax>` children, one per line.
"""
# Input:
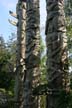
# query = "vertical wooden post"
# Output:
<box><xmin>23</xmin><ymin>0</ymin><xmax>40</xmax><ymax>108</ymax></box>
<box><xmin>14</xmin><ymin>0</ymin><xmax>26</xmax><ymax>108</ymax></box>
<box><xmin>45</xmin><ymin>0</ymin><xmax>69</xmax><ymax>108</ymax></box>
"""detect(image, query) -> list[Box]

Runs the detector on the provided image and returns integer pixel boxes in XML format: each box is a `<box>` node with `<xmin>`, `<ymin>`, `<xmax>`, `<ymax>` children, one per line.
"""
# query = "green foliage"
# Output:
<box><xmin>66</xmin><ymin>17</ymin><xmax>72</xmax><ymax>38</ymax></box>
<box><xmin>66</xmin><ymin>17</ymin><xmax>72</xmax><ymax>72</ymax></box>
<box><xmin>0</xmin><ymin>36</ymin><xmax>15</xmax><ymax>95</ymax></box>
<box><xmin>7</xmin><ymin>33</ymin><xmax>17</xmax><ymax>66</ymax></box>
<box><xmin>0</xmin><ymin>35</ymin><xmax>16</xmax><ymax>107</ymax></box>
<box><xmin>40</xmin><ymin>37</ymin><xmax>47</xmax><ymax>83</ymax></box>
<box><xmin>65</xmin><ymin>0</ymin><xmax>72</xmax><ymax>16</ymax></box>
<box><xmin>40</xmin><ymin>95</ymin><xmax>46</xmax><ymax>108</ymax></box>
<box><xmin>0</xmin><ymin>53</ymin><xmax>14</xmax><ymax>92</ymax></box>
<box><xmin>56</xmin><ymin>91</ymin><xmax>72</xmax><ymax>108</ymax></box>
<box><xmin>40</xmin><ymin>37</ymin><xmax>47</xmax><ymax>108</ymax></box>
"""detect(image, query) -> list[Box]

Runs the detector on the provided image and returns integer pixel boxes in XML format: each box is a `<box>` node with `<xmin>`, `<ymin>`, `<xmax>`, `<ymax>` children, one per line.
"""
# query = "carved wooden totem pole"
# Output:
<box><xmin>23</xmin><ymin>0</ymin><xmax>40</xmax><ymax>108</ymax></box>
<box><xmin>45</xmin><ymin>0</ymin><xmax>69</xmax><ymax>108</ymax></box>
<box><xmin>14</xmin><ymin>0</ymin><xmax>26</xmax><ymax>108</ymax></box>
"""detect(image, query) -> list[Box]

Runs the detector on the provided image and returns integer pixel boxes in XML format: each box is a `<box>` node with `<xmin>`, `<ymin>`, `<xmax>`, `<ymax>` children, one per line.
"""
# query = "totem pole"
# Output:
<box><xmin>45</xmin><ymin>0</ymin><xmax>69</xmax><ymax>108</ymax></box>
<box><xmin>14</xmin><ymin>0</ymin><xmax>26</xmax><ymax>107</ymax></box>
<box><xmin>23</xmin><ymin>0</ymin><xmax>40</xmax><ymax>108</ymax></box>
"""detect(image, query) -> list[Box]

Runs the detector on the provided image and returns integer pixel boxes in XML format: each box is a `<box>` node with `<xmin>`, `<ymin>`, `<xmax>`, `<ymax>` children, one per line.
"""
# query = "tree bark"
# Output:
<box><xmin>14</xmin><ymin>0</ymin><xmax>26</xmax><ymax>108</ymax></box>
<box><xmin>23</xmin><ymin>0</ymin><xmax>40</xmax><ymax>108</ymax></box>
<box><xmin>45</xmin><ymin>0</ymin><xmax>69</xmax><ymax>108</ymax></box>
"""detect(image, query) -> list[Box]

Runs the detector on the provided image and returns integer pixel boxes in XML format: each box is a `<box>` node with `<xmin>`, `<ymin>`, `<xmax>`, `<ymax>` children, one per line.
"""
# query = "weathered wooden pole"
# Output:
<box><xmin>14</xmin><ymin>0</ymin><xmax>26</xmax><ymax>107</ymax></box>
<box><xmin>23</xmin><ymin>0</ymin><xmax>40</xmax><ymax>108</ymax></box>
<box><xmin>45</xmin><ymin>0</ymin><xmax>70</xmax><ymax>108</ymax></box>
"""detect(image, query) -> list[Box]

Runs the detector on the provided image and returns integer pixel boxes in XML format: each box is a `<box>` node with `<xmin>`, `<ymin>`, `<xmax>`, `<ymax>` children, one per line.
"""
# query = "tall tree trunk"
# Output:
<box><xmin>14</xmin><ymin>0</ymin><xmax>26</xmax><ymax>108</ymax></box>
<box><xmin>45</xmin><ymin>0</ymin><xmax>69</xmax><ymax>108</ymax></box>
<box><xmin>23</xmin><ymin>0</ymin><xmax>40</xmax><ymax>108</ymax></box>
